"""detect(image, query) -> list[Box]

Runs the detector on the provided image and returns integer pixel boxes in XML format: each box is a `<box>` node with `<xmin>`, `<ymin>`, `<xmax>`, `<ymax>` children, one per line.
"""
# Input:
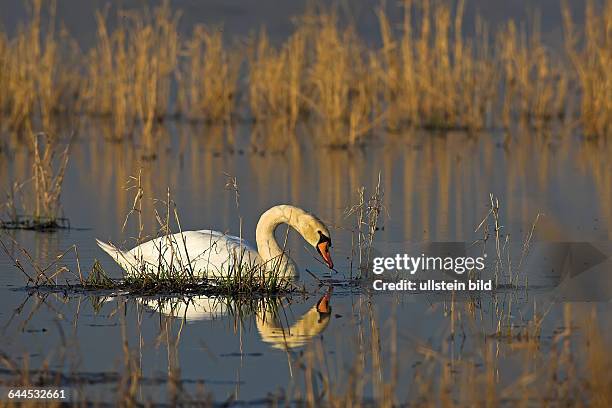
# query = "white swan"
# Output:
<box><xmin>96</xmin><ymin>204</ymin><xmax>334</xmax><ymax>280</ymax></box>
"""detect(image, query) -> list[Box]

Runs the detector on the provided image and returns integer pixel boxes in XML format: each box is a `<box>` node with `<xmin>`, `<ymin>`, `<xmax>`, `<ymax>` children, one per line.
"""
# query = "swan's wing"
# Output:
<box><xmin>126</xmin><ymin>230</ymin><xmax>261</xmax><ymax>277</ymax></box>
<box><xmin>196</xmin><ymin>229</ymin><xmax>254</xmax><ymax>249</ymax></box>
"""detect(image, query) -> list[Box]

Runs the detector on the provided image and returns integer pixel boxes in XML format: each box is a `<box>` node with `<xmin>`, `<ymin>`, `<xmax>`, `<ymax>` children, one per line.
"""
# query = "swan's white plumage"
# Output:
<box><xmin>97</xmin><ymin>230</ymin><xmax>262</xmax><ymax>278</ymax></box>
<box><xmin>96</xmin><ymin>204</ymin><xmax>332</xmax><ymax>280</ymax></box>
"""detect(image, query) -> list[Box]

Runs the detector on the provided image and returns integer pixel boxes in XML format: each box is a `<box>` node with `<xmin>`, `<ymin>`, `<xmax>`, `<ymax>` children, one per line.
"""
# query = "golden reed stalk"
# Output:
<box><xmin>0</xmin><ymin>0</ymin><xmax>610</xmax><ymax>144</ymax></box>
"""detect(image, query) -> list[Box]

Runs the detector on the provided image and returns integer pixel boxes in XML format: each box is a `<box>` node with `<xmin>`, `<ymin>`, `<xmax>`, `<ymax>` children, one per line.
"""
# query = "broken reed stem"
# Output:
<box><xmin>345</xmin><ymin>173</ymin><xmax>384</xmax><ymax>280</ymax></box>
<box><xmin>224</xmin><ymin>173</ymin><xmax>243</xmax><ymax>288</ymax></box>
<box><xmin>122</xmin><ymin>169</ymin><xmax>145</xmax><ymax>245</ymax></box>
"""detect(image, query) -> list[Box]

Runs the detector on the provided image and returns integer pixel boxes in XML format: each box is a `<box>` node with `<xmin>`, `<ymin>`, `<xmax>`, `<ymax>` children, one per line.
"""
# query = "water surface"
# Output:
<box><xmin>1</xmin><ymin>121</ymin><xmax>611</xmax><ymax>403</ymax></box>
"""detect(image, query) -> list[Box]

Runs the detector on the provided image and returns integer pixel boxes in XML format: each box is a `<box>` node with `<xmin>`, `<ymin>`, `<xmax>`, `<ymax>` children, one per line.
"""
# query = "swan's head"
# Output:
<box><xmin>260</xmin><ymin>205</ymin><xmax>334</xmax><ymax>270</ymax></box>
<box><xmin>315</xmin><ymin>229</ymin><xmax>334</xmax><ymax>269</ymax></box>
<box><xmin>301</xmin><ymin>217</ymin><xmax>333</xmax><ymax>269</ymax></box>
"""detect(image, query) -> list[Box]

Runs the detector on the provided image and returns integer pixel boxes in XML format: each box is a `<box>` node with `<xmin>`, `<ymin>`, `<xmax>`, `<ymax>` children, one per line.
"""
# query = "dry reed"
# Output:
<box><xmin>83</xmin><ymin>1</ymin><xmax>180</xmax><ymax>156</ymax></box>
<box><xmin>563</xmin><ymin>0</ymin><xmax>612</xmax><ymax>137</ymax></box>
<box><xmin>498</xmin><ymin>15</ymin><xmax>569</xmax><ymax>129</ymax></box>
<box><xmin>345</xmin><ymin>173</ymin><xmax>384</xmax><ymax>279</ymax></box>
<box><xmin>248</xmin><ymin>28</ymin><xmax>305</xmax><ymax>130</ymax></box>
<box><xmin>0</xmin><ymin>0</ymin><xmax>80</xmax><ymax>134</ymax></box>
<box><xmin>1</xmin><ymin>0</ymin><xmax>610</xmax><ymax>144</ymax></box>
<box><xmin>378</xmin><ymin>0</ymin><xmax>498</xmax><ymax>131</ymax></box>
<box><xmin>0</xmin><ymin>132</ymin><xmax>70</xmax><ymax>230</ymax></box>
<box><xmin>178</xmin><ymin>26</ymin><xmax>239</xmax><ymax>123</ymax></box>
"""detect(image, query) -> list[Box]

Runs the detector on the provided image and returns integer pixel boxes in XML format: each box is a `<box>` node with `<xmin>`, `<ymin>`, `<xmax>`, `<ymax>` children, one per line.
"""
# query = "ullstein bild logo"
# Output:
<box><xmin>367</xmin><ymin>242</ymin><xmax>612</xmax><ymax>299</ymax></box>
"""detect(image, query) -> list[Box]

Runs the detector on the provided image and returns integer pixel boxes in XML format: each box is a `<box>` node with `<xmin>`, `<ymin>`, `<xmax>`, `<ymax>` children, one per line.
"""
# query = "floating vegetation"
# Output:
<box><xmin>25</xmin><ymin>270</ymin><xmax>296</xmax><ymax>298</ymax></box>
<box><xmin>0</xmin><ymin>132</ymin><xmax>71</xmax><ymax>231</ymax></box>
<box><xmin>0</xmin><ymin>214</ymin><xmax>70</xmax><ymax>231</ymax></box>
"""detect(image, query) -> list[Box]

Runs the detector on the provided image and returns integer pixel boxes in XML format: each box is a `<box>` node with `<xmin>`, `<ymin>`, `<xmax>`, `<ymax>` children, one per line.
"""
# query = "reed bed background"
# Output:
<box><xmin>0</xmin><ymin>0</ymin><xmax>80</xmax><ymax>134</ymax></box>
<box><xmin>0</xmin><ymin>0</ymin><xmax>610</xmax><ymax>151</ymax></box>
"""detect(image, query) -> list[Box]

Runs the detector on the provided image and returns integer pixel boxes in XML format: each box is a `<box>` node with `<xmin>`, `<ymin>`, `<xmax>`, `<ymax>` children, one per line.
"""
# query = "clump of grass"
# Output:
<box><xmin>307</xmin><ymin>11</ymin><xmax>351</xmax><ymax>140</ymax></box>
<box><xmin>474</xmin><ymin>193</ymin><xmax>541</xmax><ymax>290</ymax></box>
<box><xmin>29</xmin><ymin>132</ymin><xmax>70</xmax><ymax>226</ymax></box>
<box><xmin>0</xmin><ymin>132</ymin><xmax>70</xmax><ymax>230</ymax></box>
<box><xmin>248</xmin><ymin>26</ymin><xmax>309</xmax><ymax>153</ymax></box>
<box><xmin>84</xmin><ymin>259</ymin><xmax>115</xmax><ymax>287</ymax></box>
<box><xmin>114</xmin><ymin>263</ymin><xmax>294</xmax><ymax>296</ymax></box>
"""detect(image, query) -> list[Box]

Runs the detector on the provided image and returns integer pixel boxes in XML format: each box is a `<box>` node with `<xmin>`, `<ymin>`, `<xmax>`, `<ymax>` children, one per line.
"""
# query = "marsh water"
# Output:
<box><xmin>1</xmin><ymin>121</ymin><xmax>611</xmax><ymax>403</ymax></box>
<box><xmin>1</xmin><ymin>0</ymin><xmax>611</xmax><ymax>405</ymax></box>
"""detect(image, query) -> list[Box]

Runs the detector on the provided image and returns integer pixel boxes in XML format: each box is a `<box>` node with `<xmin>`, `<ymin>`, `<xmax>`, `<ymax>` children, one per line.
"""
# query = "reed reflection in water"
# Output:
<box><xmin>3</xmin><ymin>122</ymin><xmax>610</xmax><ymax>267</ymax></box>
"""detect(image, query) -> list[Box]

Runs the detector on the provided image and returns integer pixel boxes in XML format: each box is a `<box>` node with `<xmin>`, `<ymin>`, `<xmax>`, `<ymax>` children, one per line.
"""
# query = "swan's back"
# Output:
<box><xmin>98</xmin><ymin>230</ymin><xmax>263</xmax><ymax>278</ymax></box>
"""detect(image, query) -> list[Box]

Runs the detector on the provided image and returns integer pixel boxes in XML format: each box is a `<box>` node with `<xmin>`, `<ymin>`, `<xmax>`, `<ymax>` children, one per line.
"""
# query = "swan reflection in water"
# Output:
<box><xmin>139</xmin><ymin>288</ymin><xmax>333</xmax><ymax>350</ymax></box>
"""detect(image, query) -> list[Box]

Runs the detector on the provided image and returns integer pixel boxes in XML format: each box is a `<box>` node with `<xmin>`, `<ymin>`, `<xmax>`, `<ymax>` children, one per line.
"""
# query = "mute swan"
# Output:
<box><xmin>96</xmin><ymin>204</ymin><xmax>333</xmax><ymax>280</ymax></box>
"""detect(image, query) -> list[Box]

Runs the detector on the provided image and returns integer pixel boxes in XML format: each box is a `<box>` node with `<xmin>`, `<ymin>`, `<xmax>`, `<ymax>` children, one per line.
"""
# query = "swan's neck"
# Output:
<box><xmin>255</xmin><ymin>205</ymin><xmax>308</xmax><ymax>276</ymax></box>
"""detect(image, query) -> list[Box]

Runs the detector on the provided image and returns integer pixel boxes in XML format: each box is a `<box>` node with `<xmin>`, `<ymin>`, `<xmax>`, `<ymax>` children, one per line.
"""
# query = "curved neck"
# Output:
<box><xmin>255</xmin><ymin>205</ymin><xmax>309</xmax><ymax>274</ymax></box>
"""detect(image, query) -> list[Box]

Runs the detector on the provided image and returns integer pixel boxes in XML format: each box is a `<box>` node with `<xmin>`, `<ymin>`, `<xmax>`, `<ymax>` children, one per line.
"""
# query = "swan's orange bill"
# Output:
<box><xmin>318</xmin><ymin>241</ymin><xmax>334</xmax><ymax>269</ymax></box>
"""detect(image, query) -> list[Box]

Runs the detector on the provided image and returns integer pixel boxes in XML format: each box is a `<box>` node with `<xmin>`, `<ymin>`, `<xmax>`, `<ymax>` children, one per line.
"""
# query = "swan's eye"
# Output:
<box><xmin>317</xmin><ymin>232</ymin><xmax>330</xmax><ymax>245</ymax></box>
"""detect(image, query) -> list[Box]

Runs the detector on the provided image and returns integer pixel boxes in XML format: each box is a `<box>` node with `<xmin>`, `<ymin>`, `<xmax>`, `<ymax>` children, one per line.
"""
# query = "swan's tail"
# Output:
<box><xmin>96</xmin><ymin>239</ymin><xmax>133</xmax><ymax>273</ymax></box>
